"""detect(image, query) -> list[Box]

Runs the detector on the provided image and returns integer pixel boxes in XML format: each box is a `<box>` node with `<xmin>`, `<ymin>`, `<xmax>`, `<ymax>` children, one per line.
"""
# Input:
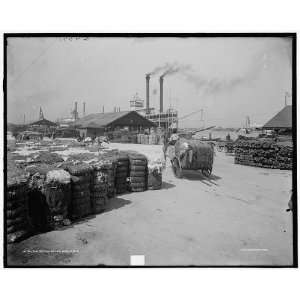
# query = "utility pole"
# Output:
<box><xmin>245</xmin><ymin>116</ymin><xmax>250</xmax><ymax>129</ymax></box>
<box><xmin>285</xmin><ymin>93</ymin><xmax>287</xmax><ymax>106</ymax></box>
<box><xmin>285</xmin><ymin>91</ymin><xmax>291</xmax><ymax>106</ymax></box>
<box><xmin>158</xmin><ymin>112</ymin><xmax>161</xmax><ymax>128</ymax></box>
<box><xmin>83</xmin><ymin>102</ymin><xmax>86</xmax><ymax>117</ymax></box>
<box><xmin>200</xmin><ymin>109</ymin><xmax>204</xmax><ymax>129</ymax></box>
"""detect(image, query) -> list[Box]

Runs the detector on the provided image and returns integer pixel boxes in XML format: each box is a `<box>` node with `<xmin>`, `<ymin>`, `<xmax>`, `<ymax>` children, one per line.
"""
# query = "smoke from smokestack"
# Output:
<box><xmin>161</xmin><ymin>63</ymin><xmax>191</xmax><ymax>78</ymax></box>
<box><xmin>181</xmin><ymin>52</ymin><xmax>265</xmax><ymax>95</ymax></box>
<box><xmin>147</xmin><ymin>62</ymin><xmax>191</xmax><ymax>113</ymax></box>
<box><xmin>146</xmin><ymin>63</ymin><xmax>171</xmax><ymax>76</ymax></box>
<box><xmin>147</xmin><ymin>62</ymin><xmax>191</xmax><ymax>78</ymax></box>
<box><xmin>148</xmin><ymin>53</ymin><xmax>267</xmax><ymax>96</ymax></box>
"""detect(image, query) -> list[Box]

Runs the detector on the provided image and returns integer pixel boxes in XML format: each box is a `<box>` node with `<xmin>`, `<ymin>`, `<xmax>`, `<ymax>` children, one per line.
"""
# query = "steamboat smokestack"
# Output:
<box><xmin>74</xmin><ymin>101</ymin><xmax>78</xmax><ymax>120</ymax></box>
<box><xmin>146</xmin><ymin>74</ymin><xmax>150</xmax><ymax>114</ymax></box>
<box><xmin>83</xmin><ymin>102</ymin><xmax>86</xmax><ymax>117</ymax></box>
<box><xmin>159</xmin><ymin>76</ymin><xmax>164</xmax><ymax>113</ymax></box>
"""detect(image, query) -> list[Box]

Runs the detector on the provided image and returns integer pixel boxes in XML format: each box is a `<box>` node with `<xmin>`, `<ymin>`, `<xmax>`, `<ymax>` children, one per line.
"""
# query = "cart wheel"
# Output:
<box><xmin>172</xmin><ymin>158</ymin><xmax>182</xmax><ymax>178</ymax></box>
<box><xmin>202</xmin><ymin>168</ymin><xmax>212</xmax><ymax>177</ymax></box>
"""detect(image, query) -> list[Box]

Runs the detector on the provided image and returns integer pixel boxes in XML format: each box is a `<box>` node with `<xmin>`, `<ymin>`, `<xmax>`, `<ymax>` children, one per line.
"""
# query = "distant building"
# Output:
<box><xmin>30</xmin><ymin>118</ymin><xmax>57</xmax><ymax>127</ymax></box>
<box><xmin>29</xmin><ymin>118</ymin><xmax>57</xmax><ymax>135</ymax></box>
<box><xmin>57</xmin><ymin>102</ymin><xmax>80</xmax><ymax>127</ymax></box>
<box><xmin>130</xmin><ymin>93</ymin><xmax>144</xmax><ymax>111</ymax></box>
<box><xmin>74</xmin><ymin>110</ymin><xmax>156</xmax><ymax>138</ymax></box>
<box><xmin>57</xmin><ymin>117</ymin><xmax>76</xmax><ymax>127</ymax></box>
<box><xmin>129</xmin><ymin>92</ymin><xmax>178</xmax><ymax>132</ymax></box>
<box><xmin>263</xmin><ymin>105</ymin><xmax>292</xmax><ymax>132</ymax></box>
<box><xmin>144</xmin><ymin>108</ymin><xmax>178</xmax><ymax>132</ymax></box>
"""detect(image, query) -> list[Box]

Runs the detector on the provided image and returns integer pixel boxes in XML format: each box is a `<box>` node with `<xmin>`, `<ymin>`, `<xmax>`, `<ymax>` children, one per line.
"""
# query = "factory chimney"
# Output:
<box><xmin>83</xmin><ymin>102</ymin><xmax>86</xmax><ymax>117</ymax></box>
<box><xmin>146</xmin><ymin>74</ymin><xmax>150</xmax><ymax>114</ymax></box>
<box><xmin>159</xmin><ymin>76</ymin><xmax>164</xmax><ymax>113</ymax></box>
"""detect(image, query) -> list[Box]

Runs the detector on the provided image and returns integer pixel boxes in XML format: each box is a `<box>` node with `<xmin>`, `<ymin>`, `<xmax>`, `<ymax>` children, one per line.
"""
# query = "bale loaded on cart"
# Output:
<box><xmin>166</xmin><ymin>138</ymin><xmax>214</xmax><ymax>178</ymax></box>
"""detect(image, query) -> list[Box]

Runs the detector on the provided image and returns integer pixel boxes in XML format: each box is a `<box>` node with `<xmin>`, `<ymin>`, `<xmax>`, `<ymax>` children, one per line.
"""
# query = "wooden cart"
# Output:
<box><xmin>166</xmin><ymin>139</ymin><xmax>214</xmax><ymax>178</ymax></box>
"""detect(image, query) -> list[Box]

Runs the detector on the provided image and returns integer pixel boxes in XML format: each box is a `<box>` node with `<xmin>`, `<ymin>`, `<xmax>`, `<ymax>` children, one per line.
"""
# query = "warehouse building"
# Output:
<box><xmin>29</xmin><ymin>118</ymin><xmax>58</xmax><ymax>135</ymax></box>
<box><xmin>30</xmin><ymin>118</ymin><xmax>57</xmax><ymax>127</ymax></box>
<box><xmin>75</xmin><ymin>110</ymin><xmax>156</xmax><ymax>138</ymax></box>
<box><xmin>263</xmin><ymin>105</ymin><xmax>292</xmax><ymax>134</ymax></box>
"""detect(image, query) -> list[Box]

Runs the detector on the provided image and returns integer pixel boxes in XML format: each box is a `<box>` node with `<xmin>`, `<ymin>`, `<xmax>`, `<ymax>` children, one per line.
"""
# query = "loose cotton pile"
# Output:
<box><xmin>147</xmin><ymin>160</ymin><xmax>163</xmax><ymax>190</ymax></box>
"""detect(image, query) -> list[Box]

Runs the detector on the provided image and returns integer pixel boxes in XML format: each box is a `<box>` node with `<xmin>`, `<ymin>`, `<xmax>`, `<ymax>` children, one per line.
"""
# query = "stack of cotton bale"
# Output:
<box><xmin>137</xmin><ymin>134</ymin><xmax>142</xmax><ymax>144</ymax></box>
<box><xmin>43</xmin><ymin>169</ymin><xmax>72</xmax><ymax>228</ymax></box>
<box><xmin>128</xmin><ymin>153</ymin><xmax>148</xmax><ymax>192</ymax></box>
<box><xmin>65</xmin><ymin>163</ymin><xmax>93</xmax><ymax>220</ymax></box>
<box><xmin>234</xmin><ymin>140</ymin><xmax>293</xmax><ymax>170</ymax></box>
<box><xmin>114</xmin><ymin>153</ymin><xmax>130</xmax><ymax>194</ymax></box>
<box><xmin>225</xmin><ymin>142</ymin><xmax>235</xmax><ymax>154</ymax></box>
<box><xmin>149</xmin><ymin>133</ymin><xmax>158</xmax><ymax>145</ymax></box>
<box><xmin>26</xmin><ymin>163</ymin><xmax>63</xmax><ymax>232</ymax></box>
<box><xmin>6</xmin><ymin>167</ymin><xmax>31</xmax><ymax>243</ymax></box>
<box><xmin>141</xmin><ymin>134</ymin><xmax>149</xmax><ymax>144</ymax></box>
<box><xmin>158</xmin><ymin>135</ymin><xmax>165</xmax><ymax>145</ymax></box>
<box><xmin>90</xmin><ymin>162</ymin><xmax>110</xmax><ymax>213</ymax></box>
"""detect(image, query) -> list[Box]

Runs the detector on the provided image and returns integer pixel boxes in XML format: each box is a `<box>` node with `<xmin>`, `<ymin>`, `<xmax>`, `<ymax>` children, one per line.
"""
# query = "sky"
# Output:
<box><xmin>7</xmin><ymin>36</ymin><xmax>292</xmax><ymax>128</ymax></box>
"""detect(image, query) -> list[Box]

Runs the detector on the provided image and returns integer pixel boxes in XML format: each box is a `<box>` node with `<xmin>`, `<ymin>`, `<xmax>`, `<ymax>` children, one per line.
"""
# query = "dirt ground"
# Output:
<box><xmin>6</xmin><ymin>145</ymin><xmax>293</xmax><ymax>266</ymax></box>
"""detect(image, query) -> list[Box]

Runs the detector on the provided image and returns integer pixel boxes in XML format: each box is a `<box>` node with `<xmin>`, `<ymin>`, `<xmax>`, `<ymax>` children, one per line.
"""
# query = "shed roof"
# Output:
<box><xmin>263</xmin><ymin>105</ymin><xmax>292</xmax><ymax>129</ymax></box>
<box><xmin>20</xmin><ymin>131</ymin><xmax>43</xmax><ymax>136</ymax></box>
<box><xmin>30</xmin><ymin>118</ymin><xmax>57</xmax><ymax>126</ymax></box>
<box><xmin>75</xmin><ymin>111</ymin><xmax>156</xmax><ymax>128</ymax></box>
